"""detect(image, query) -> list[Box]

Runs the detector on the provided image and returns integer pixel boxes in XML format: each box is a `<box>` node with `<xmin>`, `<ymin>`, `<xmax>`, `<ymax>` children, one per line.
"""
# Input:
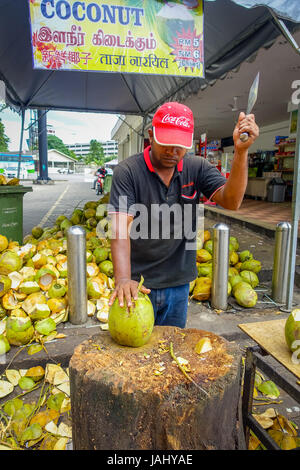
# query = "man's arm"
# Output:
<box><xmin>108</xmin><ymin>213</ymin><xmax>150</xmax><ymax>309</ymax></box>
<box><xmin>212</xmin><ymin>112</ymin><xmax>259</xmax><ymax>210</ymax></box>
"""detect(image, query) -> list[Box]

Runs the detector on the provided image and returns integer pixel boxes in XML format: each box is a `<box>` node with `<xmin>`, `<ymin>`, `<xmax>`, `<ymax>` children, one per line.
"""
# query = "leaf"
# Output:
<box><xmin>257</xmin><ymin>380</ymin><xmax>280</xmax><ymax>399</ymax></box>
<box><xmin>53</xmin><ymin>437</ymin><xmax>69</xmax><ymax>450</ymax></box>
<box><xmin>45</xmin><ymin>364</ymin><xmax>69</xmax><ymax>386</ymax></box>
<box><xmin>18</xmin><ymin>376</ymin><xmax>35</xmax><ymax>391</ymax></box>
<box><xmin>253</xmin><ymin>413</ymin><xmax>274</xmax><ymax>429</ymax></box>
<box><xmin>268</xmin><ymin>429</ymin><xmax>300</xmax><ymax>450</ymax></box>
<box><xmin>271</xmin><ymin>414</ymin><xmax>298</xmax><ymax>436</ymax></box>
<box><xmin>47</xmin><ymin>392</ymin><xmax>65</xmax><ymax>412</ymax></box>
<box><xmin>44</xmin><ymin>420</ymin><xmax>59</xmax><ymax>435</ymax></box>
<box><xmin>0</xmin><ymin>379</ymin><xmax>14</xmax><ymax>398</ymax></box>
<box><xmin>25</xmin><ymin>366</ymin><xmax>45</xmax><ymax>382</ymax></box>
<box><xmin>5</xmin><ymin>369</ymin><xmax>21</xmax><ymax>386</ymax></box>
<box><xmin>30</xmin><ymin>409</ymin><xmax>60</xmax><ymax>428</ymax></box>
<box><xmin>57</xmin><ymin>422</ymin><xmax>72</xmax><ymax>438</ymax></box>
<box><xmin>248</xmin><ymin>432</ymin><xmax>261</xmax><ymax>450</ymax></box>
<box><xmin>3</xmin><ymin>397</ymin><xmax>23</xmax><ymax>416</ymax></box>
<box><xmin>56</xmin><ymin>382</ymin><xmax>70</xmax><ymax>396</ymax></box>
<box><xmin>21</xmin><ymin>423</ymin><xmax>42</xmax><ymax>443</ymax></box>
<box><xmin>27</xmin><ymin>344</ymin><xmax>43</xmax><ymax>355</ymax></box>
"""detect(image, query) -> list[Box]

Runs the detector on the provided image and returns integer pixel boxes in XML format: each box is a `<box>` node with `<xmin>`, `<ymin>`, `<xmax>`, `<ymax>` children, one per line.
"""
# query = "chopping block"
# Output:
<box><xmin>69</xmin><ymin>325</ymin><xmax>245</xmax><ymax>450</ymax></box>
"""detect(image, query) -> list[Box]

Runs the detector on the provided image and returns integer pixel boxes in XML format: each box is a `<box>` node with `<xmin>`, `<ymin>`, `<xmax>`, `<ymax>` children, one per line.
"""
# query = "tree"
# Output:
<box><xmin>0</xmin><ymin>117</ymin><xmax>10</xmax><ymax>152</ymax></box>
<box><xmin>47</xmin><ymin>134</ymin><xmax>77</xmax><ymax>159</ymax></box>
<box><xmin>86</xmin><ymin>139</ymin><xmax>105</xmax><ymax>165</ymax></box>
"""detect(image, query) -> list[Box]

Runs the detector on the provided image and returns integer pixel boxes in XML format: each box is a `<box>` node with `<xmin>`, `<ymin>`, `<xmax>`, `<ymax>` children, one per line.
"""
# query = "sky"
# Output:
<box><xmin>0</xmin><ymin>106</ymin><xmax>119</xmax><ymax>151</ymax></box>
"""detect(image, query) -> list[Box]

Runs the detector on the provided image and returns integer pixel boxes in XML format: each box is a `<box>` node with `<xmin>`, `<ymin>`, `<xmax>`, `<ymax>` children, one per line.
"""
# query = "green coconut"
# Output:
<box><xmin>0</xmin><ymin>334</ymin><xmax>10</xmax><ymax>355</ymax></box>
<box><xmin>239</xmin><ymin>250</ymin><xmax>253</xmax><ymax>263</ymax></box>
<box><xmin>285</xmin><ymin>309</ymin><xmax>300</xmax><ymax>352</ymax></box>
<box><xmin>93</xmin><ymin>246</ymin><xmax>109</xmax><ymax>263</ymax></box>
<box><xmin>108</xmin><ymin>277</ymin><xmax>154</xmax><ymax>347</ymax></box>
<box><xmin>228</xmin><ymin>267</ymin><xmax>239</xmax><ymax>278</ymax></box>
<box><xmin>60</xmin><ymin>219</ymin><xmax>72</xmax><ymax>234</ymax></box>
<box><xmin>86</xmin><ymin>217</ymin><xmax>97</xmax><ymax>230</ymax></box>
<box><xmin>29</xmin><ymin>303</ymin><xmax>51</xmax><ymax>321</ymax></box>
<box><xmin>229</xmin><ymin>251</ymin><xmax>239</xmax><ymax>266</ymax></box>
<box><xmin>197</xmin><ymin>263</ymin><xmax>212</xmax><ymax>278</ymax></box>
<box><xmin>34</xmin><ymin>317</ymin><xmax>56</xmax><ymax>336</ymax></box>
<box><xmin>230</xmin><ymin>236</ymin><xmax>239</xmax><ymax>252</ymax></box>
<box><xmin>203</xmin><ymin>240</ymin><xmax>213</xmax><ymax>255</ymax></box>
<box><xmin>19</xmin><ymin>281</ymin><xmax>40</xmax><ymax>295</ymax></box>
<box><xmin>84</xmin><ymin>201</ymin><xmax>98</xmax><ymax>210</ymax></box>
<box><xmin>6</xmin><ymin>316</ymin><xmax>34</xmax><ymax>346</ymax></box>
<box><xmin>0</xmin><ymin>275</ymin><xmax>12</xmax><ymax>297</ymax></box>
<box><xmin>196</xmin><ymin>249</ymin><xmax>212</xmax><ymax>263</ymax></box>
<box><xmin>0</xmin><ymin>251</ymin><xmax>23</xmax><ymax>275</ymax></box>
<box><xmin>230</xmin><ymin>274</ymin><xmax>244</xmax><ymax>289</ymax></box>
<box><xmin>233</xmin><ymin>282</ymin><xmax>257</xmax><ymax>308</ymax></box>
<box><xmin>99</xmin><ymin>260</ymin><xmax>114</xmax><ymax>277</ymax></box>
<box><xmin>84</xmin><ymin>208</ymin><xmax>96</xmax><ymax>220</ymax></box>
<box><xmin>56</xmin><ymin>215</ymin><xmax>67</xmax><ymax>226</ymax></box>
<box><xmin>95</xmin><ymin>204</ymin><xmax>107</xmax><ymax>221</ymax></box>
<box><xmin>31</xmin><ymin>226</ymin><xmax>44</xmax><ymax>239</ymax></box>
<box><xmin>240</xmin><ymin>259</ymin><xmax>261</xmax><ymax>274</ymax></box>
<box><xmin>48</xmin><ymin>283</ymin><xmax>66</xmax><ymax>299</ymax></box>
<box><xmin>240</xmin><ymin>270</ymin><xmax>259</xmax><ymax>288</ymax></box>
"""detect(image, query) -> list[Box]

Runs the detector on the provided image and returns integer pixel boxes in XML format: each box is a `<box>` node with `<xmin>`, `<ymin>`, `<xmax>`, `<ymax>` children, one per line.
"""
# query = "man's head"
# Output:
<box><xmin>148</xmin><ymin>102</ymin><xmax>194</xmax><ymax>169</ymax></box>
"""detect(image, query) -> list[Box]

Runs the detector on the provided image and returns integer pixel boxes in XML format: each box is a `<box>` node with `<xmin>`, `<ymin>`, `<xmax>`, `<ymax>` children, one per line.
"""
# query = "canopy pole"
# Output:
<box><xmin>269</xmin><ymin>10</ymin><xmax>300</xmax><ymax>55</ymax></box>
<box><xmin>17</xmin><ymin>107</ymin><xmax>25</xmax><ymax>180</ymax></box>
<box><xmin>285</xmin><ymin>101</ymin><xmax>300</xmax><ymax>311</ymax></box>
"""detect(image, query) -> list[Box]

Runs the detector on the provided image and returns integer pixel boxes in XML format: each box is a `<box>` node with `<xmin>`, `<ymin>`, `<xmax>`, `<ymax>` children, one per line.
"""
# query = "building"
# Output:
<box><xmin>66</xmin><ymin>140</ymin><xmax>118</xmax><ymax>159</ymax></box>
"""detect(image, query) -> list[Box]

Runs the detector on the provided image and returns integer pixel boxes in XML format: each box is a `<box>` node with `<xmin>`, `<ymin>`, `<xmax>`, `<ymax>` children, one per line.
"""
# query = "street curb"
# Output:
<box><xmin>204</xmin><ymin>206</ymin><xmax>300</xmax><ymax>249</ymax></box>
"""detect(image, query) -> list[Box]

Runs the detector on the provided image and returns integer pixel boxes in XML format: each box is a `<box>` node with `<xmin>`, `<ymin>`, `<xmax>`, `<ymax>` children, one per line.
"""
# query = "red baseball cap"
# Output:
<box><xmin>152</xmin><ymin>102</ymin><xmax>194</xmax><ymax>149</ymax></box>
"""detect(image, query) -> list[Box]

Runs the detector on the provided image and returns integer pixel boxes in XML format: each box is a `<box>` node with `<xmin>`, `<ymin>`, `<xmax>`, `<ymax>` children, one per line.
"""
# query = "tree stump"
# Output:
<box><xmin>69</xmin><ymin>326</ymin><xmax>246</xmax><ymax>450</ymax></box>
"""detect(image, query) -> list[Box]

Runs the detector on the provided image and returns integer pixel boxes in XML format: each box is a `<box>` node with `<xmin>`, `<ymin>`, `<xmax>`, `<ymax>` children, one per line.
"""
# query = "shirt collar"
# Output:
<box><xmin>143</xmin><ymin>145</ymin><xmax>183</xmax><ymax>173</ymax></box>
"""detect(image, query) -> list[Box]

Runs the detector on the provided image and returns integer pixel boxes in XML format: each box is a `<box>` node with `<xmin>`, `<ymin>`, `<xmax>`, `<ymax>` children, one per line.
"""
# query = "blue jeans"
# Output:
<box><xmin>148</xmin><ymin>284</ymin><xmax>190</xmax><ymax>329</ymax></box>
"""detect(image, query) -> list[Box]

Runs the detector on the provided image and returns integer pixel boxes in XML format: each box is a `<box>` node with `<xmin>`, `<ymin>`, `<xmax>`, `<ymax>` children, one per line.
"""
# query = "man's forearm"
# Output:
<box><xmin>214</xmin><ymin>149</ymin><xmax>248</xmax><ymax>210</ymax></box>
<box><xmin>110</xmin><ymin>235</ymin><xmax>131</xmax><ymax>283</ymax></box>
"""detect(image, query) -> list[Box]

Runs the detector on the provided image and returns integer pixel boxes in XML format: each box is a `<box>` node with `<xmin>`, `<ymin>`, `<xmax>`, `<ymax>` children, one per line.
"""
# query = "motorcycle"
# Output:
<box><xmin>95</xmin><ymin>175</ymin><xmax>104</xmax><ymax>195</ymax></box>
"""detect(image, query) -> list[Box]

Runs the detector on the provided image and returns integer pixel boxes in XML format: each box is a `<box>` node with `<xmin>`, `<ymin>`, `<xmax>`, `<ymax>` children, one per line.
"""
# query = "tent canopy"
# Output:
<box><xmin>0</xmin><ymin>0</ymin><xmax>299</xmax><ymax>116</ymax></box>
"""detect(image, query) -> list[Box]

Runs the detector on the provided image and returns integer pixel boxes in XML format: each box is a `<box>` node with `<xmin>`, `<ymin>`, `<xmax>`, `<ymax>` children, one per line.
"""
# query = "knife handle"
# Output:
<box><xmin>240</xmin><ymin>132</ymin><xmax>249</xmax><ymax>143</ymax></box>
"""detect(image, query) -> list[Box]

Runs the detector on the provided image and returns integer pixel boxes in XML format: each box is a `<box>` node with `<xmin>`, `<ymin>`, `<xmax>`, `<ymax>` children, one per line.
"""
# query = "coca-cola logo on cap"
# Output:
<box><xmin>161</xmin><ymin>114</ymin><xmax>191</xmax><ymax>129</ymax></box>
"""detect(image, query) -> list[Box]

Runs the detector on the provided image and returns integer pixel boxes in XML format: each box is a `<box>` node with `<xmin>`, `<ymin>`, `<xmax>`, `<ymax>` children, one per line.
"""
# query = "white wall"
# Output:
<box><xmin>223</xmin><ymin>120</ymin><xmax>290</xmax><ymax>153</ymax></box>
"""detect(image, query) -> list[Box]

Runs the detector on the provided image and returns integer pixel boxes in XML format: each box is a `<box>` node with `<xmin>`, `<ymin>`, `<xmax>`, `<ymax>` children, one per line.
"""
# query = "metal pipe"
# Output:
<box><xmin>271</xmin><ymin>222</ymin><xmax>291</xmax><ymax>304</ymax></box>
<box><xmin>67</xmin><ymin>226</ymin><xmax>87</xmax><ymax>325</ymax></box>
<box><xmin>286</xmin><ymin>101</ymin><xmax>300</xmax><ymax>311</ymax></box>
<box><xmin>211</xmin><ymin>223</ymin><xmax>229</xmax><ymax>310</ymax></box>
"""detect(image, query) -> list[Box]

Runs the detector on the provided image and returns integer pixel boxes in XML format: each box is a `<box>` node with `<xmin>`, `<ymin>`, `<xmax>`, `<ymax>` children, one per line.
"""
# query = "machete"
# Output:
<box><xmin>240</xmin><ymin>71</ymin><xmax>260</xmax><ymax>142</ymax></box>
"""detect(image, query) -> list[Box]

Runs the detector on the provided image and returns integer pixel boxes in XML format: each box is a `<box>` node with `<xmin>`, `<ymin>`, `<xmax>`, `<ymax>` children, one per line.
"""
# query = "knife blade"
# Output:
<box><xmin>240</xmin><ymin>71</ymin><xmax>260</xmax><ymax>142</ymax></box>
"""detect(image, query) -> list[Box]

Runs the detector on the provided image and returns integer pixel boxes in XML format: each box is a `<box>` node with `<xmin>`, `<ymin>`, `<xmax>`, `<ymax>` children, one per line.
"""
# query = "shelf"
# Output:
<box><xmin>274</xmin><ymin>153</ymin><xmax>295</xmax><ymax>158</ymax></box>
<box><xmin>280</xmin><ymin>169</ymin><xmax>294</xmax><ymax>172</ymax></box>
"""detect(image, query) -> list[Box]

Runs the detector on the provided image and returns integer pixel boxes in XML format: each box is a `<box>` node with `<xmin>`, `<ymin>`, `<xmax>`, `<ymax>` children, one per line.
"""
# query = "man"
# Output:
<box><xmin>92</xmin><ymin>166</ymin><xmax>106</xmax><ymax>189</ymax></box>
<box><xmin>108</xmin><ymin>102</ymin><xmax>259</xmax><ymax>328</ymax></box>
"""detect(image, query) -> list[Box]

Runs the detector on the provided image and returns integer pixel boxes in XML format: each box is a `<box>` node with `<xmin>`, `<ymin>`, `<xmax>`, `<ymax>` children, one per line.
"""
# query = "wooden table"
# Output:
<box><xmin>239</xmin><ymin>318</ymin><xmax>300</xmax><ymax>379</ymax></box>
<box><xmin>238</xmin><ymin>319</ymin><xmax>300</xmax><ymax>450</ymax></box>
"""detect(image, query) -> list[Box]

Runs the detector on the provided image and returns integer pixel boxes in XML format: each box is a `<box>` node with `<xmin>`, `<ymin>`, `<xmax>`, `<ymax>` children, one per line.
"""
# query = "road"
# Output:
<box><xmin>22</xmin><ymin>174</ymin><xmax>97</xmax><ymax>236</ymax></box>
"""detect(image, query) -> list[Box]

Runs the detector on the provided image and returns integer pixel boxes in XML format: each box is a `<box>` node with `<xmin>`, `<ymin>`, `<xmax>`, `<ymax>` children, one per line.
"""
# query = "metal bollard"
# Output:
<box><xmin>271</xmin><ymin>221</ymin><xmax>291</xmax><ymax>305</ymax></box>
<box><xmin>67</xmin><ymin>225</ymin><xmax>88</xmax><ymax>325</ymax></box>
<box><xmin>211</xmin><ymin>223</ymin><xmax>229</xmax><ymax>310</ymax></box>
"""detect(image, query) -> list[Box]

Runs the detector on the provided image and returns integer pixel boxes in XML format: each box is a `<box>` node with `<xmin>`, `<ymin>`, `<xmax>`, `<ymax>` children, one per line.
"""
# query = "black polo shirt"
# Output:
<box><xmin>108</xmin><ymin>146</ymin><xmax>226</xmax><ymax>289</ymax></box>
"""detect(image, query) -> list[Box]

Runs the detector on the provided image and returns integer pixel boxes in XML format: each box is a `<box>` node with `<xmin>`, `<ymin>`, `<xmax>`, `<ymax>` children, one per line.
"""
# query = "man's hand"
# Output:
<box><xmin>233</xmin><ymin>112</ymin><xmax>259</xmax><ymax>151</ymax></box>
<box><xmin>108</xmin><ymin>278</ymin><xmax>151</xmax><ymax>309</ymax></box>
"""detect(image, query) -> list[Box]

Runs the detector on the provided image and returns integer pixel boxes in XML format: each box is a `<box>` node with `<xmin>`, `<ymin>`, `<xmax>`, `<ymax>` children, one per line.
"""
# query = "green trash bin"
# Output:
<box><xmin>0</xmin><ymin>185</ymin><xmax>33</xmax><ymax>244</ymax></box>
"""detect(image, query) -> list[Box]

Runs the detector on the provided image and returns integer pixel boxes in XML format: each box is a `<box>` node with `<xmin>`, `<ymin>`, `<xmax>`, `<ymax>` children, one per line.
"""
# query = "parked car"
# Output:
<box><xmin>57</xmin><ymin>168</ymin><xmax>68</xmax><ymax>174</ymax></box>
